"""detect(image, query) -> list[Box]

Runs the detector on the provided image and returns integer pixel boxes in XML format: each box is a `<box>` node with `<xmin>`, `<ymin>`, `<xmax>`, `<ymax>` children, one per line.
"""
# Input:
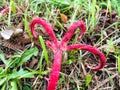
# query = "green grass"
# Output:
<box><xmin>10</xmin><ymin>0</ymin><xmax>16</xmax><ymax>14</ymax></box>
<box><xmin>85</xmin><ymin>74</ymin><xmax>92</xmax><ymax>87</ymax></box>
<box><xmin>24</xmin><ymin>13</ymin><xmax>33</xmax><ymax>39</ymax></box>
<box><xmin>0</xmin><ymin>48</ymin><xmax>38</xmax><ymax>90</ymax></box>
<box><xmin>117</xmin><ymin>56</ymin><xmax>120</xmax><ymax>73</ymax></box>
<box><xmin>39</xmin><ymin>36</ymin><xmax>49</xmax><ymax>65</ymax></box>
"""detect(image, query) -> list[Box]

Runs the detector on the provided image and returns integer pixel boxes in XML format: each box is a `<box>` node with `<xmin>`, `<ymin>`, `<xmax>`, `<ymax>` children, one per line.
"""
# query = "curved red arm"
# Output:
<box><xmin>30</xmin><ymin>18</ymin><xmax>58</xmax><ymax>44</ymax></box>
<box><xmin>61</xmin><ymin>20</ymin><xmax>86</xmax><ymax>45</ymax></box>
<box><xmin>66</xmin><ymin>44</ymin><xmax>106</xmax><ymax>70</ymax></box>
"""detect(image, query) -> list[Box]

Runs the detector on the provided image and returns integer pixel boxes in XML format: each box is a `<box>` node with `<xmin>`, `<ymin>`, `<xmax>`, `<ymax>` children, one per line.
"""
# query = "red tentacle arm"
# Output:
<box><xmin>61</xmin><ymin>21</ymin><xmax>86</xmax><ymax>45</ymax></box>
<box><xmin>47</xmin><ymin>51</ymin><xmax>62</xmax><ymax>90</ymax></box>
<box><xmin>30</xmin><ymin>18</ymin><xmax>58</xmax><ymax>44</ymax></box>
<box><xmin>66</xmin><ymin>44</ymin><xmax>106</xmax><ymax>70</ymax></box>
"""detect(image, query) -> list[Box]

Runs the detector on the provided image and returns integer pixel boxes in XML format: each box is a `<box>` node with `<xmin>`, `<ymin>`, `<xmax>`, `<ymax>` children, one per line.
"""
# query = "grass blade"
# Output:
<box><xmin>10</xmin><ymin>80</ymin><xmax>18</xmax><ymax>90</ymax></box>
<box><xmin>117</xmin><ymin>56</ymin><xmax>120</xmax><ymax>73</ymax></box>
<box><xmin>85</xmin><ymin>74</ymin><xmax>92</xmax><ymax>86</ymax></box>
<box><xmin>10</xmin><ymin>0</ymin><xmax>16</xmax><ymax>14</ymax></box>
<box><xmin>39</xmin><ymin>36</ymin><xmax>48</xmax><ymax>65</ymax></box>
<box><xmin>24</xmin><ymin>13</ymin><xmax>33</xmax><ymax>39</ymax></box>
<box><xmin>39</xmin><ymin>51</ymin><xmax>44</xmax><ymax>73</ymax></box>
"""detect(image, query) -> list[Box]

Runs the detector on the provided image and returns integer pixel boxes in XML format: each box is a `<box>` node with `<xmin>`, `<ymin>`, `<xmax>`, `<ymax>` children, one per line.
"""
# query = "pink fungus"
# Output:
<box><xmin>30</xmin><ymin>18</ymin><xmax>106</xmax><ymax>90</ymax></box>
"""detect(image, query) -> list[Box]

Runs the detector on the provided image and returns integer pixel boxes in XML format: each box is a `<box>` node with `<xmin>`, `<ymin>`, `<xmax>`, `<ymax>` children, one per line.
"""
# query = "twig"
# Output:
<box><xmin>93</xmin><ymin>73</ymin><xmax>118</xmax><ymax>90</ymax></box>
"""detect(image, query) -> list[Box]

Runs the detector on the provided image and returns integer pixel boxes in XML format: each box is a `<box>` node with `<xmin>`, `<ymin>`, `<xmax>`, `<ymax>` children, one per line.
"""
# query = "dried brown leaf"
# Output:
<box><xmin>60</xmin><ymin>13</ymin><xmax>68</xmax><ymax>23</ymax></box>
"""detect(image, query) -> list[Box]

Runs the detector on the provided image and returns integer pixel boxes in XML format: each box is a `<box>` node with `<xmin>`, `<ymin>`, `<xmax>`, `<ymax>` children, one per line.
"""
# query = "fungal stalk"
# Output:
<box><xmin>30</xmin><ymin>18</ymin><xmax>106</xmax><ymax>90</ymax></box>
